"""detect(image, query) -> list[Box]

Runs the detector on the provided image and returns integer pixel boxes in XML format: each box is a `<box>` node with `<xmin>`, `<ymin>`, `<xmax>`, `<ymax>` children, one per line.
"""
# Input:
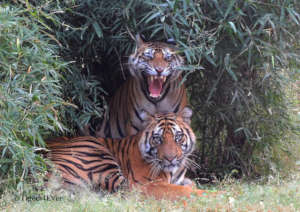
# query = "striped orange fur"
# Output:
<box><xmin>96</xmin><ymin>35</ymin><xmax>187</xmax><ymax>139</ymax></box>
<box><xmin>46</xmin><ymin>108</ymin><xmax>205</xmax><ymax>200</ymax></box>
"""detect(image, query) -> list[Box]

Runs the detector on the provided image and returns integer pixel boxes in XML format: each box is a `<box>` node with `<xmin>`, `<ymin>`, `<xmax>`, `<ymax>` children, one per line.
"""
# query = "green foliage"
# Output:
<box><xmin>23</xmin><ymin>0</ymin><xmax>107</xmax><ymax>133</ymax></box>
<box><xmin>61</xmin><ymin>67</ymin><xmax>106</xmax><ymax>134</ymax></box>
<box><xmin>0</xmin><ymin>5</ymin><xmax>68</xmax><ymax>190</ymax></box>
<box><xmin>0</xmin><ymin>0</ymin><xmax>107</xmax><ymax>191</ymax></box>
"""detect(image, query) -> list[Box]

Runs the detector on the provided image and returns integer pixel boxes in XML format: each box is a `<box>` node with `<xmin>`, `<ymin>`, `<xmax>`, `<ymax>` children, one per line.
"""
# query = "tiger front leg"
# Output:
<box><xmin>139</xmin><ymin>182</ymin><xmax>206</xmax><ymax>201</ymax></box>
<box><xmin>180</xmin><ymin>178</ymin><xmax>196</xmax><ymax>188</ymax></box>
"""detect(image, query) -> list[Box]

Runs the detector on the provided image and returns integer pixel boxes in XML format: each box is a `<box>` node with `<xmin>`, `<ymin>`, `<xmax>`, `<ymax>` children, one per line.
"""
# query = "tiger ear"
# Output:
<box><xmin>140</xmin><ymin>110</ymin><xmax>150</xmax><ymax>121</ymax></box>
<box><xmin>139</xmin><ymin>110</ymin><xmax>153</xmax><ymax>127</ymax></box>
<box><xmin>178</xmin><ymin>107</ymin><xmax>193</xmax><ymax>125</ymax></box>
<box><xmin>166</xmin><ymin>38</ymin><xmax>176</xmax><ymax>45</ymax></box>
<box><xmin>135</xmin><ymin>34</ymin><xmax>145</xmax><ymax>48</ymax></box>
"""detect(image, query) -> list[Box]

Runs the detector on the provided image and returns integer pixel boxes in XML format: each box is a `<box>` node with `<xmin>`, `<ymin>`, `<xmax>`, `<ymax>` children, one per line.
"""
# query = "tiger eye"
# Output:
<box><xmin>175</xmin><ymin>132</ymin><xmax>184</xmax><ymax>143</ymax></box>
<box><xmin>143</xmin><ymin>48</ymin><xmax>154</xmax><ymax>59</ymax></box>
<box><xmin>162</xmin><ymin>49</ymin><xmax>173</xmax><ymax>61</ymax></box>
<box><xmin>152</xmin><ymin>135</ymin><xmax>162</xmax><ymax>145</ymax></box>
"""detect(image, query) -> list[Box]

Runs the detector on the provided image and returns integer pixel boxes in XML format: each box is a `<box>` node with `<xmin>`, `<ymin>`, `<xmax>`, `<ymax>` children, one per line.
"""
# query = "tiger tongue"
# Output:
<box><xmin>148</xmin><ymin>77</ymin><xmax>163</xmax><ymax>98</ymax></box>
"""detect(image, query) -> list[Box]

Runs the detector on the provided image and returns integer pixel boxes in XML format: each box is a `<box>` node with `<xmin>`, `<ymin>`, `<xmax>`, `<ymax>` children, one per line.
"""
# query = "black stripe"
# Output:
<box><xmin>119</xmin><ymin>137</ymin><xmax>131</xmax><ymax>169</ymax></box>
<box><xmin>93</xmin><ymin>163</ymin><xmax>119</xmax><ymax>174</ymax></box>
<box><xmin>58</xmin><ymin>158</ymin><xmax>116</xmax><ymax>172</ymax></box>
<box><xmin>173</xmin><ymin>101</ymin><xmax>180</xmax><ymax>113</ymax></box>
<box><xmin>184</xmin><ymin>127</ymin><xmax>194</xmax><ymax>153</ymax></box>
<box><xmin>126</xmin><ymin>137</ymin><xmax>133</xmax><ymax>157</ymax></box>
<box><xmin>116</xmin><ymin>139</ymin><xmax>121</xmax><ymax>157</ymax></box>
<box><xmin>120</xmin><ymin>139</ymin><xmax>128</xmax><ymax>166</ymax></box>
<box><xmin>148</xmin><ymin>147</ymin><xmax>157</xmax><ymax>157</ymax></box>
<box><xmin>131</xmin><ymin>124</ymin><xmax>140</xmax><ymax>132</ymax></box>
<box><xmin>164</xmin><ymin>117</ymin><xmax>176</xmax><ymax>121</ymax></box>
<box><xmin>50</xmin><ymin>144</ymin><xmax>98</xmax><ymax>150</ymax></box>
<box><xmin>127</xmin><ymin>160</ymin><xmax>140</xmax><ymax>184</ymax></box>
<box><xmin>134</xmin><ymin>108</ymin><xmax>143</xmax><ymax>122</ymax></box>
<box><xmin>106</xmin><ymin>138</ymin><xmax>115</xmax><ymax>156</ymax></box>
<box><xmin>73</xmin><ymin>151</ymin><xmax>110</xmax><ymax>159</ymax></box>
<box><xmin>184</xmin><ymin>128</ymin><xmax>193</xmax><ymax>143</ymax></box>
<box><xmin>73</xmin><ymin>152</ymin><xmax>114</xmax><ymax>162</ymax></box>
<box><xmin>172</xmin><ymin>168</ymin><xmax>186</xmax><ymax>184</ymax></box>
<box><xmin>167</xmin><ymin>122</ymin><xmax>175</xmax><ymax>126</ymax></box>
<box><xmin>105</xmin><ymin>173</ymin><xmax>111</xmax><ymax>191</ymax></box>
<box><xmin>116</xmin><ymin>116</ymin><xmax>124</xmax><ymax>137</ymax></box>
<box><xmin>63</xmin><ymin>180</ymin><xmax>76</xmax><ymax>186</ymax></box>
<box><xmin>59</xmin><ymin>164</ymin><xmax>80</xmax><ymax>178</ymax></box>
<box><xmin>172</xmin><ymin>86</ymin><xmax>183</xmax><ymax>113</ymax></box>
<box><xmin>104</xmin><ymin>121</ymin><xmax>112</xmax><ymax>138</ymax></box>
<box><xmin>84</xmin><ymin>138</ymin><xmax>104</xmax><ymax>145</ymax></box>
<box><xmin>74</xmin><ymin>157</ymin><xmax>102</xmax><ymax>165</ymax></box>
<box><xmin>158</xmin><ymin>122</ymin><xmax>165</xmax><ymax>127</ymax></box>
<box><xmin>111</xmin><ymin>173</ymin><xmax>123</xmax><ymax>192</ymax></box>
<box><xmin>88</xmin><ymin>171</ymin><xmax>93</xmax><ymax>182</ymax></box>
<box><xmin>143</xmin><ymin>176</ymin><xmax>153</xmax><ymax>182</ymax></box>
<box><xmin>144</xmin><ymin>132</ymin><xmax>149</xmax><ymax>149</ymax></box>
<box><xmin>103</xmin><ymin>138</ymin><xmax>110</xmax><ymax>150</ymax></box>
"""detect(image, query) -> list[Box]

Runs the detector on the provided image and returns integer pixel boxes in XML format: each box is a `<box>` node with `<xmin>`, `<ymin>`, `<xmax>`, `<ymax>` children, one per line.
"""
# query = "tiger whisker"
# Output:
<box><xmin>188</xmin><ymin>153</ymin><xmax>201</xmax><ymax>159</ymax></box>
<box><xmin>149</xmin><ymin>161</ymin><xmax>157</xmax><ymax>176</ymax></box>
<box><xmin>184</xmin><ymin>158</ymin><xmax>201</xmax><ymax>170</ymax></box>
<box><xmin>149</xmin><ymin>162</ymin><xmax>161</xmax><ymax>179</ymax></box>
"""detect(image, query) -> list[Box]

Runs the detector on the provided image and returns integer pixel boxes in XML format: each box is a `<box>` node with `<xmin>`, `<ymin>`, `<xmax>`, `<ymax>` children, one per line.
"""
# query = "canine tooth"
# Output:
<box><xmin>163</xmin><ymin>77</ymin><xmax>166</xmax><ymax>82</ymax></box>
<box><xmin>151</xmin><ymin>76</ymin><xmax>154</xmax><ymax>81</ymax></box>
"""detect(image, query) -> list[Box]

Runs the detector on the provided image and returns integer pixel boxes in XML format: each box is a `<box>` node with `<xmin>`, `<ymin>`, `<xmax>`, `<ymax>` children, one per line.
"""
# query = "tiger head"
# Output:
<box><xmin>128</xmin><ymin>35</ymin><xmax>184</xmax><ymax>100</ymax></box>
<box><xmin>138</xmin><ymin>107</ymin><xmax>195</xmax><ymax>176</ymax></box>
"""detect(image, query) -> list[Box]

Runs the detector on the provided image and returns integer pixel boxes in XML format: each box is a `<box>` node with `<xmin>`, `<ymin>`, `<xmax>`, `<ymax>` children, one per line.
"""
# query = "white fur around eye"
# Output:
<box><xmin>163</xmin><ymin>49</ymin><xmax>173</xmax><ymax>58</ymax></box>
<box><xmin>144</xmin><ymin>48</ymin><xmax>154</xmax><ymax>58</ymax></box>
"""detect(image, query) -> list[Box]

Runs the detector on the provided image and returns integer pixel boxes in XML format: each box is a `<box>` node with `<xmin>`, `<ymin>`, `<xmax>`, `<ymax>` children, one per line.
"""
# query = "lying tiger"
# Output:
<box><xmin>95</xmin><ymin>35</ymin><xmax>187</xmax><ymax>138</ymax></box>
<box><xmin>46</xmin><ymin>107</ymin><xmax>206</xmax><ymax>200</ymax></box>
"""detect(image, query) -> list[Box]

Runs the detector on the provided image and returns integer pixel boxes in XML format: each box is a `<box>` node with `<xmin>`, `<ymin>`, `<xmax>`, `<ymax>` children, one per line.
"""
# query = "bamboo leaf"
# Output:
<box><xmin>145</xmin><ymin>12</ymin><xmax>161</xmax><ymax>24</ymax></box>
<box><xmin>228</xmin><ymin>21</ymin><xmax>237</xmax><ymax>33</ymax></box>
<box><xmin>92</xmin><ymin>22</ymin><xmax>103</xmax><ymax>38</ymax></box>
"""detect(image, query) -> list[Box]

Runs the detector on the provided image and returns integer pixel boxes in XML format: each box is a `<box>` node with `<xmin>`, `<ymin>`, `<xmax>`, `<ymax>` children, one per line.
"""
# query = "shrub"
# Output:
<box><xmin>25</xmin><ymin>0</ymin><xmax>108</xmax><ymax>134</ymax></box>
<box><xmin>0</xmin><ymin>4</ymin><xmax>67</xmax><ymax>191</ymax></box>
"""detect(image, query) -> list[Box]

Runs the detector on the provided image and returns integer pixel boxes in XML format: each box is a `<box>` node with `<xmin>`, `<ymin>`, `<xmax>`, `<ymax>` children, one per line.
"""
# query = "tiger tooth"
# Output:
<box><xmin>163</xmin><ymin>76</ymin><xmax>166</xmax><ymax>82</ymax></box>
<box><xmin>151</xmin><ymin>76</ymin><xmax>154</xmax><ymax>81</ymax></box>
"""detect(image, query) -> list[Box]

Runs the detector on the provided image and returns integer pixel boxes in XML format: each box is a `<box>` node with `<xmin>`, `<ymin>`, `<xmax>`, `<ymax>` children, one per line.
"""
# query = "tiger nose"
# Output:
<box><xmin>156</xmin><ymin>67</ymin><xmax>164</xmax><ymax>73</ymax></box>
<box><xmin>164</xmin><ymin>155</ymin><xmax>177</xmax><ymax>165</ymax></box>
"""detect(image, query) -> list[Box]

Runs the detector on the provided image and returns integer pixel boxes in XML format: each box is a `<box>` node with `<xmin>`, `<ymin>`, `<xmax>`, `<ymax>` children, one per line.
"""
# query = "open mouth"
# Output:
<box><xmin>146</xmin><ymin>75</ymin><xmax>167</xmax><ymax>98</ymax></box>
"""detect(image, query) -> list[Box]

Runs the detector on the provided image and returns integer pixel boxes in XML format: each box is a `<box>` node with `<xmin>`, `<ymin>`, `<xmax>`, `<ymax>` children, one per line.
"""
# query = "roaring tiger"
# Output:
<box><xmin>95</xmin><ymin>35</ymin><xmax>187</xmax><ymax>138</ymax></box>
<box><xmin>46</xmin><ymin>107</ymin><xmax>205</xmax><ymax>200</ymax></box>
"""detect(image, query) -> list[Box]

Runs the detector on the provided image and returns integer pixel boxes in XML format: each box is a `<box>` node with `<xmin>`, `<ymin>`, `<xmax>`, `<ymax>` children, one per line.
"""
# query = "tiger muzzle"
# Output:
<box><xmin>161</xmin><ymin>155</ymin><xmax>182</xmax><ymax>173</ymax></box>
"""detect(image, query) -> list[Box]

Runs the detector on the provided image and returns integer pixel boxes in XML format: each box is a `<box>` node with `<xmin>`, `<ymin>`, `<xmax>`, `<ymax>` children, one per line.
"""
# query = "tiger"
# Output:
<box><xmin>46</xmin><ymin>107</ymin><xmax>206</xmax><ymax>200</ymax></box>
<box><xmin>95</xmin><ymin>34</ymin><xmax>187</xmax><ymax>139</ymax></box>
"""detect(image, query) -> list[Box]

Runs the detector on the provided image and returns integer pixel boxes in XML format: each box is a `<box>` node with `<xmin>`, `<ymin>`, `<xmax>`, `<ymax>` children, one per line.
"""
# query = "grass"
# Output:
<box><xmin>1</xmin><ymin>171</ymin><xmax>300</xmax><ymax>212</ymax></box>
